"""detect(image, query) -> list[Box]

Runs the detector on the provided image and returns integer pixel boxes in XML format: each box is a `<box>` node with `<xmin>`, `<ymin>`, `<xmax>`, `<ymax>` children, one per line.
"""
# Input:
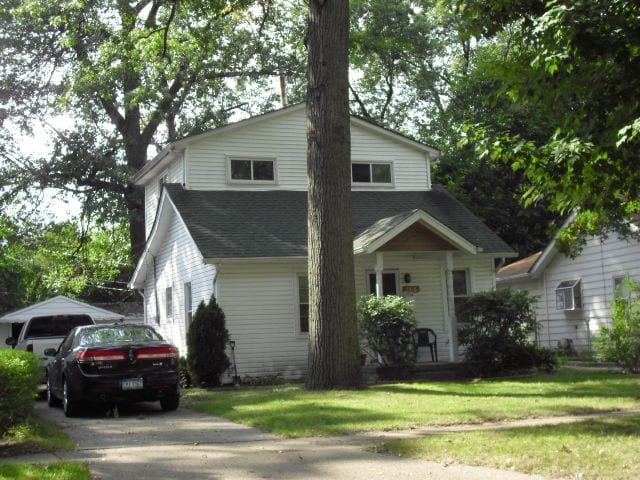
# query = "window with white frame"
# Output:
<box><xmin>184</xmin><ymin>282</ymin><xmax>192</xmax><ymax>331</ymax></box>
<box><xmin>367</xmin><ymin>272</ymin><xmax>398</xmax><ymax>296</ymax></box>
<box><xmin>298</xmin><ymin>275</ymin><xmax>309</xmax><ymax>333</ymax></box>
<box><xmin>555</xmin><ymin>279</ymin><xmax>582</xmax><ymax>310</ymax></box>
<box><xmin>229</xmin><ymin>157</ymin><xmax>276</xmax><ymax>183</ymax></box>
<box><xmin>452</xmin><ymin>269</ymin><xmax>470</xmax><ymax>321</ymax></box>
<box><xmin>613</xmin><ymin>275</ymin><xmax>630</xmax><ymax>300</ymax></box>
<box><xmin>165</xmin><ymin>286</ymin><xmax>173</xmax><ymax>319</ymax></box>
<box><xmin>351</xmin><ymin>162</ymin><xmax>392</xmax><ymax>184</ymax></box>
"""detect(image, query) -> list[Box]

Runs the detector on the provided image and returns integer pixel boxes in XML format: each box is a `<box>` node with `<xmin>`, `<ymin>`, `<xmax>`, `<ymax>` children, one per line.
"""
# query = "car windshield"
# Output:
<box><xmin>24</xmin><ymin>315</ymin><xmax>93</xmax><ymax>338</ymax></box>
<box><xmin>78</xmin><ymin>325</ymin><xmax>164</xmax><ymax>346</ymax></box>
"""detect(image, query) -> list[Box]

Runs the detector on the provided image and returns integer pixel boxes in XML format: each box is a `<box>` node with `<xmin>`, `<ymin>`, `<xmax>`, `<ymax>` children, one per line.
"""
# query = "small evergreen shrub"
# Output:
<box><xmin>458</xmin><ymin>289</ymin><xmax>556</xmax><ymax>375</ymax></box>
<box><xmin>186</xmin><ymin>294</ymin><xmax>231</xmax><ymax>386</ymax></box>
<box><xmin>596</xmin><ymin>279</ymin><xmax>640</xmax><ymax>372</ymax></box>
<box><xmin>358</xmin><ymin>294</ymin><xmax>417</xmax><ymax>367</ymax></box>
<box><xmin>0</xmin><ymin>349</ymin><xmax>40</xmax><ymax>435</ymax></box>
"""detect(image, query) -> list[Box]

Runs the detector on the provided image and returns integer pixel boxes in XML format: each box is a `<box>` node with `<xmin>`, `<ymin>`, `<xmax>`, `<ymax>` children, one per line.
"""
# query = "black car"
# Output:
<box><xmin>45</xmin><ymin>324</ymin><xmax>180</xmax><ymax>417</ymax></box>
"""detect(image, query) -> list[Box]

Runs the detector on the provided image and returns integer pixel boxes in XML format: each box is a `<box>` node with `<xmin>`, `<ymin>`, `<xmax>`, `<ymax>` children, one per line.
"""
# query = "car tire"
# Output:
<box><xmin>46</xmin><ymin>374</ymin><xmax>61</xmax><ymax>408</ymax></box>
<box><xmin>62</xmin><ymin>377</ymin><xmax>79</xmax><ymax>417</ymax></box>
<box><xmin>160</xmin><ymin>390</ymin><xmax>180</xmax><ymax>411</ymax></box>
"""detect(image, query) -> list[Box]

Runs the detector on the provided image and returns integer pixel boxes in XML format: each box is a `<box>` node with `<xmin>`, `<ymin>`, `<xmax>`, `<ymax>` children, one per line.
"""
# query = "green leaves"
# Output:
<box><xmin>357</xmin><ymin>294</ymin><xmax>417</xmax><ymax>367</ymax></box>
<box><xmin>450</xmin><ymin>0</ymin><xmax>640</xmax><ymax>253</ymax></box>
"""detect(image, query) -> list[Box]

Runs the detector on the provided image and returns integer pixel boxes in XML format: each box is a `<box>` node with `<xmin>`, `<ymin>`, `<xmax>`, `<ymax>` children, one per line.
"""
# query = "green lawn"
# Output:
<box><xmin>0</xmin><ymin>463</ymin><xmax>90</xmax><ymax>480</ymax></box>
<box><xmin>374</xmin><ymin>414</ymin><xmax>640</xmax><ymax>480</ymax></box>
<box><xmin>2</xmin><ymin>415</ymin><xmax>76</xmax><ymax>454</ymax></box>
<box><xmin>183</xmin><ymin>368</ymin><xmax>640</xmax><ymax>437</ymax></box>
<box><xmin>1</xmin><ymin>414</ymin><xmax>85</xmax><ymax>480</ymax></box>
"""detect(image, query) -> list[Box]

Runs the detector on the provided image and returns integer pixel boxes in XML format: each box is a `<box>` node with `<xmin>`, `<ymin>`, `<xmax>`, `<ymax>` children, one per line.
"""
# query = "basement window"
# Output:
<box><xmin>555</xmin><ymin>280</ymin><xmax>582</xmax><ymax>311</ymax></box>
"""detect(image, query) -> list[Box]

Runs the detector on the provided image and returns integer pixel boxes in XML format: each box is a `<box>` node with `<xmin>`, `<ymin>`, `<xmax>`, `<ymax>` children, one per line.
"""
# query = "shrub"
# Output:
<box><xmin>596</xmin><ymin>279</ymin><xmax>640</xmax><ymax>372</ymax></box>
<box><xmin>458</xmin><ymin>289</ymin><xmax>556</xmax><ymax>375</ymax></box>
<box><xmin>0</xmin><ymin>349</ymin><xmax>40</xmax><ymax>435</ymax></box>
<box><xmin>186</xmin><ymin>294</ymin><xmax>231</xmax><ymax>386</ymax></box>
<box><xmin>358</xmin><ymin>294</ymin><xmax>417</xmax><ymax>367</ymax></box>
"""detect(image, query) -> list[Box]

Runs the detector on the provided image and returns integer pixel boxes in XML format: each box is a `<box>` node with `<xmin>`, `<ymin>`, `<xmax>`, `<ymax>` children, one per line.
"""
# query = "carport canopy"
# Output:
<box><xmin>0</xmin><ymin>295</ymin><xmax>123</xmax><ymax>324</ymax></box>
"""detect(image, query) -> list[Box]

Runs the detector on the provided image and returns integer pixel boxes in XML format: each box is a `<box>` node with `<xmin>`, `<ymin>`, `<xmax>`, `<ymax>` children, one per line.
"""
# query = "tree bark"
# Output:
<box><xmin>306</xmin><ymin>0</ymin><xmax>362</xmax><ymax>389</ymax></box>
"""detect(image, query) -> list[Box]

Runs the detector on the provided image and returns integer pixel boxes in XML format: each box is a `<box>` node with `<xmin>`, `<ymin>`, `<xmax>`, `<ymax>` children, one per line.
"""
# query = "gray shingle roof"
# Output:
<box><xmin>163</xmin><ymin>184</ymin><xmax>514</xmax><ymax>259</ymax></box>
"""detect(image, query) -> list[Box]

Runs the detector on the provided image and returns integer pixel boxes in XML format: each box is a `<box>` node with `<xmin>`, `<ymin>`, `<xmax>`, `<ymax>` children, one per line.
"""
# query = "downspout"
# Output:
<box><xmin>544</xmin><ymin>271</ymin><xmax>551</xmax><ymax>348</ymax></box>
<box><xmin>212</xmin><ymin>264</ymin><xmax>221</xmax><ymax>299</ymax></box>
<box><xmin>136</xmin><ymin>289</ymin><xmax>145</xmax><ymax>324</ymax></box>
<box><xmin>152</xmin><ymin>254</ymin><xmax>159</xmax><ymax>324</ymax></box>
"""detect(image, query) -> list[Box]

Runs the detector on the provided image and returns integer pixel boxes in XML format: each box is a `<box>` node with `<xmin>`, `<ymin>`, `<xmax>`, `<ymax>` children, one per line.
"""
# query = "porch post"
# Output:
<box><xmin>375</xmin><ymin>251</ymin><xmax>384</xmax><ymax>298</ymax></box>
<box><xmin>445</xmin><ymin>252</ymin><xmax>459</xmax><ymax>361</ymax></box>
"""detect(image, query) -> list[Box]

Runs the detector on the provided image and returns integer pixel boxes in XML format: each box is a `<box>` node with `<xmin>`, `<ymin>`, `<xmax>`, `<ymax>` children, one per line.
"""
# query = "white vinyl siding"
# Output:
<box><xmin>142</xmin><ymin>207</ymin><xmax>216</xmax><ymax>356</ymax></box>
<box><xmin>499</xmin><ymin>234</ymin><xmax>640</xmax><ymax>352</ymax></box>
<box><xmin>217</xmin><ymin>263</ymin><xmax>308</xmax><ymax>379</ymax></box>
<box><xmin>354</xmin><ymin>253</ymin><xmax>495</xmax><ymax>363</ymax></box>
<box><xmin>143</xmin><ymin>157</ymin><xmax>185</xmax><ymax>237</ymax></box>
<box><xmin>181</xmin><ymin>108</ymin><xmax>430</xmax><ymax>192</ymax></box>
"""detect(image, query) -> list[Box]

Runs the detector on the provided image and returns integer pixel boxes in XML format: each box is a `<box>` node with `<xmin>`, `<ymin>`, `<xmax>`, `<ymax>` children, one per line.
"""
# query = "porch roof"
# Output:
<box><xmin>158</xmin><ymin>184</ymin><xmax>514</xmax><ymax>261</ymax></box>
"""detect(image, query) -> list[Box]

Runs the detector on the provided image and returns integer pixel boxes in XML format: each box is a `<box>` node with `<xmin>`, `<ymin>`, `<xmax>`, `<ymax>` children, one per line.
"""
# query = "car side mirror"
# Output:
<box><xmin>5</xmin><ymin>337</ymin><xmax>16</xmax><ymax>347</ymax></box>
<box><xmin>44</xmin><ymin>348</ymin><xmax>58</xmax><ymax>357</ymax></box>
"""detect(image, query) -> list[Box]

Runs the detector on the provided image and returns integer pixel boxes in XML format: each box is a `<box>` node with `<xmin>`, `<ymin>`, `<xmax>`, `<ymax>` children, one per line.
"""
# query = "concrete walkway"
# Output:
<box><xmin>7</xmin><ymin>400</ymin><xmax>627</xmax><ymax>480</ymax></box>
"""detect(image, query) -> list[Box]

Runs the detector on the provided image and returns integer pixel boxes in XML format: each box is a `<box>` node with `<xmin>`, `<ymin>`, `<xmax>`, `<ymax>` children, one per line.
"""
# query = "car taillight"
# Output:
<box><xmin>137</xmin><ymin>346</ymin><xmax>178</xmax><ymax>360</ymax></box>
<box><xmin>26</xmin><ymin>344</ymin><xmax>33</xmax><ymax>353</ymax></box>
<box><xmin>76</xmin><ymin>350</ymin><xmax>127</xmax><ymax>363</ymax></box>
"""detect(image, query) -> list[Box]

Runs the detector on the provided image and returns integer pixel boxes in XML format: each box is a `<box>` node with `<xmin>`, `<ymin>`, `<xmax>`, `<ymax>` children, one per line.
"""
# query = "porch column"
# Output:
<box><xmin>445</xmin><ymin>252</ymin><xmax>459</xmax><ymax>361</ymax></box>
<box><xmin>375</xmin><ymin>251</ymin><xmax>384</xmax><ymax>298</ymax></box>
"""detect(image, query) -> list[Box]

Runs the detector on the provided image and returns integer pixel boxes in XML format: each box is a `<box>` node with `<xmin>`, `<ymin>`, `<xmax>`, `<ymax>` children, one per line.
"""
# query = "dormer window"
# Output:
<box><xmin>229</xmin><ymin>157</ymin><xmax>276</xmax><ymax>183</ymax></box>
<box><xmin>556</xmin><ymin>279</ymin><xmax>582</xmax><ymax>311</ymax></box>
<box><xmin>352</xmin><ymin>162</ymin><xmax>392</xmax><ymax>185</ymax></box>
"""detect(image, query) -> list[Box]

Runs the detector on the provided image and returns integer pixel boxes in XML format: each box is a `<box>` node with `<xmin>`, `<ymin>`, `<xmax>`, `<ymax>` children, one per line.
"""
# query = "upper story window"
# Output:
<box><xmin>351</xmin><ymin>162</ymin><xmax>393</xmax><ymax>185</ymax></box>
<box><xmin>229</xmin><ymin>157</ymin><xmax>276</xmax><ymax>183</ymax></box>
<box><xmin>556</xmin><ymin>279</ymin><xmax>582</xmax><ymax>311</ymax></box>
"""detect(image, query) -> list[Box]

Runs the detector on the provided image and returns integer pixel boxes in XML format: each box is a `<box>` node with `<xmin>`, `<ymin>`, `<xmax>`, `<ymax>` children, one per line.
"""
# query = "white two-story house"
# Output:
<box><xmin>129</xmin><ymin>103</ymin><xmax>515</xmax><ymax>379</ymax></box>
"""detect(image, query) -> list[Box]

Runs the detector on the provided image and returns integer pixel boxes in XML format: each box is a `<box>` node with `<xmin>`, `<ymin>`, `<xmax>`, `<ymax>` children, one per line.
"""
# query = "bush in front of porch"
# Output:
<box><xmin>358</xmin><ymin>294</ymin><xmax>417</xmax><ymax>374</ymax></box>
<box><xmin>458</xmin><ymin>289</ymin><xmax>557</xmax><ymax>375</ymax></box>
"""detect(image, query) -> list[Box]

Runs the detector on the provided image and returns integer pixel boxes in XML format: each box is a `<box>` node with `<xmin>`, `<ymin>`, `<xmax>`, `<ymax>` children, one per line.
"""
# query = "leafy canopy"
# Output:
<box><xmin>451</xmin><ymin>0</ymin><xmax>640</xmax><ymax>254</ymax></box>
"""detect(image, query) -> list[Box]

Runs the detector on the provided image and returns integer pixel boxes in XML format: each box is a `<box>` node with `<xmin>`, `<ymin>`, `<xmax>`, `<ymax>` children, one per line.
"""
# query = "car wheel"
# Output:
<box><xmin>160</xmin><ymin>390</ymin><xmax>180</xmax><ymax>411</ymax></box>
<box><xmin>62</xmin><ymin>377</ymin><xmax>79</xmax><ymax>417</ymax></box>
<box><xmin>46</xmin><ymin>374</ymin><xmax>61</xmax><ymax>408</ymax></box>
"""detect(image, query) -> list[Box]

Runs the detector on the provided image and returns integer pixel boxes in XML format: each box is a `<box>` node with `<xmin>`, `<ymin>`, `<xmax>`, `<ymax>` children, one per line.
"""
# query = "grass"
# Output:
<box><xmin>183</xmin><ymin>368</ymin><xmax>640</xmax><ymax>437</ymax></box>
<box><xmin>1</xmin><ymin>415</ymin><xmax>76</xmax><ymax>455</ymax></box>
<box><xmin>1</xmin><ymin>415</ymin><xmax>86</xmax><ymax>480</ymax></box>
<box><xmin>0</xmin><ymin>463</ymin><xmax>91</xmax><ymax>480</ymax></box>
<box><xmin>374</xmin><ymin>414</ymin><xmax>640</xmax><ymax>480</ymax></box>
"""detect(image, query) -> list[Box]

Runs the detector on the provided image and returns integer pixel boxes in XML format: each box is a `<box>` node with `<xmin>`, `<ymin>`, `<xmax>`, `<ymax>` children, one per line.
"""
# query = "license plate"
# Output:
<box><xmin>121</xmin><ymin>378</ymin><xmax>144</xmax><ymax>390</ymax></box>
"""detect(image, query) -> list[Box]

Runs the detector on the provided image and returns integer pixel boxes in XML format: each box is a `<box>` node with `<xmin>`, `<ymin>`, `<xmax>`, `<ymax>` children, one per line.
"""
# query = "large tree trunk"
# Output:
<box><xmin>306</xmin><ymin>0</ymin><xmax>361</xmax><ymax>389</ymax></box>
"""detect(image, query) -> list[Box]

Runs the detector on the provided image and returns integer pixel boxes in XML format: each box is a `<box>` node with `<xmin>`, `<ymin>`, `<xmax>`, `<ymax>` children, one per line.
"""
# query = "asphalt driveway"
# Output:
<box><xmin>11</xmin><ymin>400</ymin><xmax>552</xmax><ymax>480</ymax></box>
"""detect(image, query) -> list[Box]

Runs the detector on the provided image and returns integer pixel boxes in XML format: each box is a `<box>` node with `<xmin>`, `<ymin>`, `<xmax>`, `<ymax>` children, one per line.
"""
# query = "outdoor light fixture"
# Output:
<box><xmin>404</xmin><ymin>273</ymin><xmax>412</xmax><ymax>283</ymax></box>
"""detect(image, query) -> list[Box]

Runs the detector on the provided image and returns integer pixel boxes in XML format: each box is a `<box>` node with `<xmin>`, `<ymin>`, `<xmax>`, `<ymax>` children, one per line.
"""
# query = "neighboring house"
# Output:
<box><xmin>0</xmin><ymin>295</ymin><xmax>124</xmax><ymax>349</ymax></box>
<box><xmin>497</xmin><ymin>228</ymin><xmax>640</xmax><ymax>354</ymax></box>
<box><xmin>128</xmin><ymin>103</ymin><xmax>515</xmax><ymax>379</ymax></box>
